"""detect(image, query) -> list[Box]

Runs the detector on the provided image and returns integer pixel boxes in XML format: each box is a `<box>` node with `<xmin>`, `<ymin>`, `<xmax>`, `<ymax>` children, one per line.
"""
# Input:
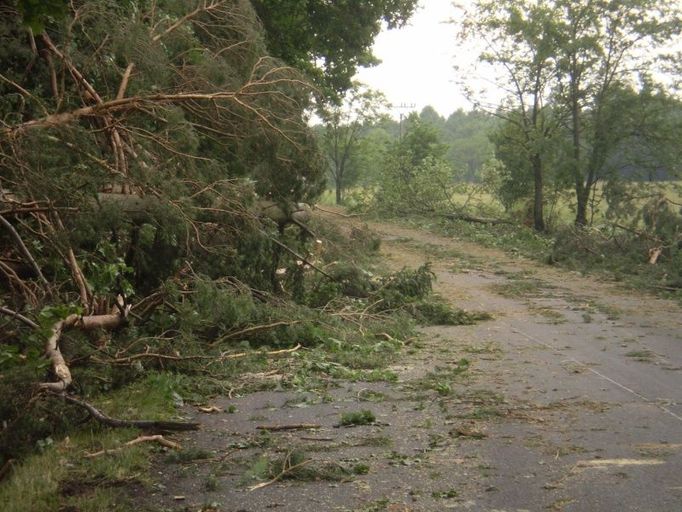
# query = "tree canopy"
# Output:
<box><xmin>252</xmin><ymin>0</ymin><xmax>418</xmax><ymax>99</ymax></box>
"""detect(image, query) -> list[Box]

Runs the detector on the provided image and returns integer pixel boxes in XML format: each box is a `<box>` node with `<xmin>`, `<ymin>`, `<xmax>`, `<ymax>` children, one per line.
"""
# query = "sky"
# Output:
<box><xmin>354</xmin><ymin>0</ymin><xmax>477</xmax><ymax>120</ymax></box>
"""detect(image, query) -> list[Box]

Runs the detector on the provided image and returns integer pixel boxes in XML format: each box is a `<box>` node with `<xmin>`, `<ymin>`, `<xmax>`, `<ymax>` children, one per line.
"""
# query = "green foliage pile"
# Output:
<box><xmin>0</xmin><ymin>0</ymin><xmax>429</xmax><ymax>486</ymax></box>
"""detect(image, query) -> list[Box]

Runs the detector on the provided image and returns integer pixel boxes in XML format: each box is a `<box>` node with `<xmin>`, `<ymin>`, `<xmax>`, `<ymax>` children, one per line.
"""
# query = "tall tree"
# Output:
<box><xmin>320</xmin><ymin>85</ymin><xmax>388</xmax><ymax>203</ymax></box>
<box><xmin>552</xmin><ymin>0</ymin><xmax>682</xmax><ymax>226</ymax></box>
<box><xmin>462</xmin><ymin>0</ymin><xmax>561</xmax><ymax>231</ymax></box>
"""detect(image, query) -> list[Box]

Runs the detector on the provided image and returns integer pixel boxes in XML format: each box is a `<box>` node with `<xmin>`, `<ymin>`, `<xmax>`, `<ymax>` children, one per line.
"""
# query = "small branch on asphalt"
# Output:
<box><xmin>256</xmin><ymin>423</ymin><xmax>321</xmax><ymax>431</ymax></box>
<box><xmin>85</xmin><ymin>434</ymin><xmax>182</xmax><ymax>458</ymax></box>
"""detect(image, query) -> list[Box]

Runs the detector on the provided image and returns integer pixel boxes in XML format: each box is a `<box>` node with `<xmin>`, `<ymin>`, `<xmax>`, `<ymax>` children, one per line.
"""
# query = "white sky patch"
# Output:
<box><xmin>355</xmin><ymin>0</ymin><xmax>477</xmax><ymax>119</ymax></box>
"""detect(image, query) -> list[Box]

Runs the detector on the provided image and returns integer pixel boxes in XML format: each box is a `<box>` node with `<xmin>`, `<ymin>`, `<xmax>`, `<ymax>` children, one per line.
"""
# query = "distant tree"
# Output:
<box><xmin>319</xmin><ymin>85</ymin><xmax>388</xmax><ymax>204</ymax></box>
<box><xmin>444</xmin><ymin>109</ymin><xmax>497</xmax><ymax>181</ymax></box>
<box><xmin>374</xmin><ymin>114</ymin><xmax>454</xmax><ymax>214</ymax></box>
<box><xmin>419</xmin><ymin>106</ymin><xmax>446</xmax><ymax>130</ymax></box>
<box><xmin>398</xmin><ymin>113</ymin><xmax>449</xmax><ymax>168</ymax></box>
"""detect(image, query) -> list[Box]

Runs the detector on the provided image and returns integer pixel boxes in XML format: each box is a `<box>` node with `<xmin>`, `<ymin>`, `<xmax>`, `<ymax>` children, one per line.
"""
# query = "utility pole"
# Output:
<box><xmin>389</xmin><ymin>103</ymin><xmax>415</xmax><ymax>140</ymax></box>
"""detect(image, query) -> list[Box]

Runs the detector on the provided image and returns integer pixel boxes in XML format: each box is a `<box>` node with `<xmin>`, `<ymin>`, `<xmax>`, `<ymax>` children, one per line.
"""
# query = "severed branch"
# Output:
<box><xmin>85</xmin><ymin>434</ymin><xmax>181</xmax><ymax>458</ymax></box>
<box><xmin>267</xmin><ymin>234</ymin><xmax>334</xmax><ymax>280</ymax></box>
<box><xmin>57</xmin><ymin>393</ymin><xmax>200</xmax><ymax>431</ymax></box>
<box><xmin>116</xmin><ymin>63</ymin><xmax>135</xmax><ymax>100</ymax></box>
<box><xmin>40</xmin><ymin>300</ymin><xmax>130</xmax><ymax>392</ymax></box>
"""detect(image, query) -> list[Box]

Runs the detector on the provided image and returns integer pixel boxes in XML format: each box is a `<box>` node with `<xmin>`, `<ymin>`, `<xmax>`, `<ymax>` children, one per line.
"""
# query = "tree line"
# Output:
<box><xmin>319</xmin><ymin>0</ymin><xmax>682</xmax><ymax>236</ymax></box>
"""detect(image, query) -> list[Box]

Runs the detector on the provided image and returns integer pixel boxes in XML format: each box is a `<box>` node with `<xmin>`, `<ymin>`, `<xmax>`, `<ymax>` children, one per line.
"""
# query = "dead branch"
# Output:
<box><xmin>58</xmin><ymin>393</ymin><xmax>200</xmax><ymax>431</ymax></box>
<box><xmin>85</xmin><ymin>434</ymin><xmax>181</xmax><ymax>458</ymax></box>
<box><xmin>256</xmin><ymin>423</ymin><xmax>321</xmax><ymax>431</ymax></box>
<box><xmin>314</xmin><ymin>204</ymin><xmax>358</xmax><ymax>218</ymax></box>
<box><xmin>440</xmin><ymin>212</ymin><xmax>513</xmax><ymax>225</ymax></box>
<box><xmin>151</xmin><ymin>0</ymin><xmax>228</xmax><ymax>42</ymax></box>
<box><xmin>0</xmin><ymin>213</ymin><xmax>49</xmax><ymax>286</ymax></box>
<box><xmin>0</xmin><ymin>305</ymin><xmax>38</xmax><ymax>329</ymax></box>
<box><xmin>93</xmin><ymin>342</ymin><xmax>301</xmax><ymax>368</ymax></box>
<box><xmin>216</xmin><ymin>343</ymin><xmax>302</xmax><ymax>361</ymax></box>
<box><xmin>248</xmin><ymin>453</ymin><xmax>312</xmax><ymax>492</ymax></box>
<box><xmin>266</xmin><ymin>234</ymin><xmax>334</xmax><ymax>280</ymax></box>
<box><xmin>0</xmin><ymin>260</ymin><xmax>39</xmax><ymax>306</ymax></box>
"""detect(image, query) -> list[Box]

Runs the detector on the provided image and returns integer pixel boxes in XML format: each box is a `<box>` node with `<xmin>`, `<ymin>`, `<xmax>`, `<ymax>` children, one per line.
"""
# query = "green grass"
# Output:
<box><xmin>0</xmin><ymin>372</ymin><xmax>190</xmax><ymax>512</ymax></box>
<box><xmin>625</xmin><ymin>349</ymin><xmax>656</xmax><ymax>362</ymax></box>
<box><xmin>408</xmin><ymin>359</ymin><xmax>471</xmax><ymax>396</ymax></box>
<box><xmin>340</xmin><ymin>410</ymin><xmax>376</xmax><ymax>426</ymax></box>
<box><xmin>0</xmin><ymin>428</ymin><xmax>151</xmax><ymax>512</ymax></box>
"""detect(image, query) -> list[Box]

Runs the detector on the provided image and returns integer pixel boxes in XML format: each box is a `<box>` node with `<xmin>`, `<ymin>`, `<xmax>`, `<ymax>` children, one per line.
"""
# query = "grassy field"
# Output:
<box><xmin>325</xmin><ymin>180</ymin><xmax>682</xmax><ymax>229</ymax></box>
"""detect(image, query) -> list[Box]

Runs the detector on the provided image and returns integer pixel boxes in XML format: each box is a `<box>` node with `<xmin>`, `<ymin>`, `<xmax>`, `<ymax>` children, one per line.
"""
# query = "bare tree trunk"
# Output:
<box><xmin>532</xmin><ymin>153</ymin><xmax>545</xmax><ymax>232</ymax></box>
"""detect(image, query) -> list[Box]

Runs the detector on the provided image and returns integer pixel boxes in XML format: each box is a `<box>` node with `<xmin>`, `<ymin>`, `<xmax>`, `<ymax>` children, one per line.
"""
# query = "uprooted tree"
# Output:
<box><xmin>0</xmin><ymin>0</ymin><xmax>333</xmax><ymax>460</ymax></box>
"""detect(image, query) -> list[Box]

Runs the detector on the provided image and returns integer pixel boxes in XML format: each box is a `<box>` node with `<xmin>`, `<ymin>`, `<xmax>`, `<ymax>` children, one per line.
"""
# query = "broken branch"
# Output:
<box><xmin>40</xmin><ymin>304</ymin><xmax>130</xmax><ymax>392</ymax></box>
<box><xmin>256</xmin><ymin>423</ymin><xmax>321</xmax><ymax>431</ymax></box>
<box><xmin>58</xmin><ymin>394</ymin><xmax>200</xmax><ymax>431</ymax></box>
<box><xmin>85</xmin><ymin>434</ymin><xmax>181</xmax><ymax>458</ymax></box>
<box><xmin>0</xmin><ymin>305</ymin><xmax>39</xmax><ymax>330</ymax></box>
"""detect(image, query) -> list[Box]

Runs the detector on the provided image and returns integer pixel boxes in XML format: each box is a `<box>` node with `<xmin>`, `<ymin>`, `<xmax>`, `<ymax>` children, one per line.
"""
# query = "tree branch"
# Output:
<box><xmin>0</xmin><ymin>213</ymin><xmax>49</xmax><ymax>286</ymax></box>
<box><xmin>0</xmin><ymin>305</ymin><xmax>38</xmax><ymax>330</ymax></box>
<box><xmin>57</xmin><ymin>393</ymin><xmax>200</xmax><ymax>431</ymax></box>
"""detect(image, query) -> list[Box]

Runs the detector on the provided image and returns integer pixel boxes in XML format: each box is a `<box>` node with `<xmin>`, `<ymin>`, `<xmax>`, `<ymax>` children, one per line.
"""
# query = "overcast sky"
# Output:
<box><xmin>355</xmin><ymin>0</ymin><xmax>476</xmax><ymax>120</ymax></box>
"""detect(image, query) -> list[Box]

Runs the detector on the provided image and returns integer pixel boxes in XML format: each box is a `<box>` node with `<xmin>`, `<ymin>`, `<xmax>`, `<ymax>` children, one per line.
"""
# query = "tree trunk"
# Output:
<box><xmin>334</xmin><ymin>160</ymin><xmax>346</xmax><ymax>204</ymax></box>
<box><xmin>575</xmin><ymin>186</ymin><xmax>589</xmax><ymax>227</ymax></box>
<box><xmin>532</xmin><ymin>153</ymin><xmax>545</xmax><ymax>232</ymax></box>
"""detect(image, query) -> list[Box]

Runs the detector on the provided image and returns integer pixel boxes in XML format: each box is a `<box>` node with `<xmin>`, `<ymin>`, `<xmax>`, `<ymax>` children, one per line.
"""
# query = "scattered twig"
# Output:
<box><xmin>197</xmin><ymin>405</ymin><xmax>222</xmax><ymax>413</ymax></box>
<box><xmin>256</xmin><ymin>423</ymin><xmax>321</xmax><ymax>431</ymax></box>
<box><xmin>248</xmin><ymin>457</ymin><xmax>312</xmax><ymax>492</ymax></box>
<box><xmin>57</xmin><ymin>393</ymin><xmax>200</xmax><ymax>431</ymax></box>
<box><xmin>85</xmin><ymin>434</ymin><xmax>181</xmax><ymax>458</ymax></box>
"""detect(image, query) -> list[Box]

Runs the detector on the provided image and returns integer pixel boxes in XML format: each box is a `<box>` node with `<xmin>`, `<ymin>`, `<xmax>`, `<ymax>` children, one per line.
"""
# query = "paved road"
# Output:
<box><xmin>149</xmin><ymin>214</ymin><xmax>682</xmax><ymax>511</ymax></box>
<box><xmin>378</xmin><ymin>218</ymin><xmax>682</xmax><ymax>511</ymax></box>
